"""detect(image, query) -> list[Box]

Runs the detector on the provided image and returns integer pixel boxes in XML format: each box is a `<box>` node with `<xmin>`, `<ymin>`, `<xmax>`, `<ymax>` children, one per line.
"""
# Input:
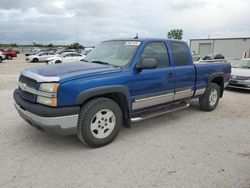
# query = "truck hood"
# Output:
<box><xmin>231</xmin><ymin>67</ymin><xmax>250</xmax><ymax>77</ymax></box>
<box><xmin>21</xmin><ymin>62</ymin><xmax>122</xmax><ymax>82</ymax></box>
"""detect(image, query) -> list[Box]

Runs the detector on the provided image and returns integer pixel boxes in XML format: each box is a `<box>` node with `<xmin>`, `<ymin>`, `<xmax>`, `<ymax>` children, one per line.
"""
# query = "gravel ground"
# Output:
<box><xmin>0</xmin><ymin>55</ymin><xmax>250</xmax><ymax>188</ymax></box>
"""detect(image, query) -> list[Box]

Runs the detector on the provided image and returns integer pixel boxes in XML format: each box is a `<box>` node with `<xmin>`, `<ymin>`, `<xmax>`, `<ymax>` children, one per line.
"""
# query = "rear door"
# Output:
<box><xmin>170</xmin><ymin>42</ymin><xmax>195</xmax><ymax>100</ymax></box>
<box><xmin>131</xmin><ymin>42</ymin><xmax>175</xmax><ymax>110</ymax></box>
<box><xmin>62</xmin><ymin>54</ymin><xmax>73</xmax><ymax>63</ymax></box>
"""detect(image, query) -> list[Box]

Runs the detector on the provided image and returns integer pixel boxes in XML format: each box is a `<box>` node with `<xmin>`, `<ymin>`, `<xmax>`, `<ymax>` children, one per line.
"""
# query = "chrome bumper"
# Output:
<box><xmin>227</xmin><ymin>85</ymin><xmax>250</xmax><ymax>90</ymax></box>
<box><xmin>14</xmin><ymin>102</ymin><xmax>78</xmax><ymax>135</ymax></box>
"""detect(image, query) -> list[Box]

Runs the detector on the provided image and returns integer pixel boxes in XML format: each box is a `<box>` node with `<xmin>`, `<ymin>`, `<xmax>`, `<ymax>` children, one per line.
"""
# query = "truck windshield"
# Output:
<box><xmin>84</xmin><ymin>41</ymin><xmax>140</xmax><ymax>67</ymax></box>
<box><xmin>230</xmin><ymin>60</ymin><xmax>250</xmax><ymax>69</ymax></box>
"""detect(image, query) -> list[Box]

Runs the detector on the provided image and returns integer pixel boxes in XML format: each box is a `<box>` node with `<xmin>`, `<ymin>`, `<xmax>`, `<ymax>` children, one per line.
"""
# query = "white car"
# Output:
<box><xmin>0</xmin><ymin>51</ymin><xmax>5</xmax><ymax>63</ymax></box>
<box><xmin>46</xmin><ymin>52</ymin><xmax>85</xmax><ymax>64</ymax></box>
<box><xmin>227</xmin><ymin>59</ymin><xmax>250</xmax><ymax>90</ymax></box>
<box><xmin>26</xmin><ymin>51</ymin><xmax>56</xmax><ymax>63</ymax></box>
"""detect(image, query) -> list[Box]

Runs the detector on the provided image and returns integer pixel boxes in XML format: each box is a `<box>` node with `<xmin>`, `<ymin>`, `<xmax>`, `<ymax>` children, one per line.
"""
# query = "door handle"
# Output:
<box><xmin>167</xmin><ymin>72</ymin><xmax>174</xmax><ymax>79</ymax></box>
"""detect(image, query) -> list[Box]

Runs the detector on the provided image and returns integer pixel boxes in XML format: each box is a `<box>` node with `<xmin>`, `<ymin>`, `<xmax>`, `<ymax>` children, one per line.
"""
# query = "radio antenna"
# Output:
<box><xmin>134</xmin><ymin>33</ymin><xmax>139</xmax><ymax>39</ymax></box>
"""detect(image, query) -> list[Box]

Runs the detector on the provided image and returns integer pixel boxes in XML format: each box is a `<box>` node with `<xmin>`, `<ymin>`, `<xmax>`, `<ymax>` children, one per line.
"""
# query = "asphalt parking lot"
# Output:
<box><xmin>0</xmin><ymin>55</ymin><xmax>250</xmax><ymax>188</ymax></box>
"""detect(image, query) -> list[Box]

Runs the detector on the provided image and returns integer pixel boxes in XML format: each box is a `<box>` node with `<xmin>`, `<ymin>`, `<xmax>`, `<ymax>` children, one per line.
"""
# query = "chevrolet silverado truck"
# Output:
<box><xmin>14</xmin><ymin>38</ymin><xmax>231</xmax><ymax>147</ymax></box>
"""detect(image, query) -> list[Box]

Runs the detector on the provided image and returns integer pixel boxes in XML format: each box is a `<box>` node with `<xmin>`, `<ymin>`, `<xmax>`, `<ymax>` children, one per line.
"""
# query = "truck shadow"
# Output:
<box><xmin>19</xmin><ymin>100</ymin><xmax>202</xmax><ymax>150</ymax></box>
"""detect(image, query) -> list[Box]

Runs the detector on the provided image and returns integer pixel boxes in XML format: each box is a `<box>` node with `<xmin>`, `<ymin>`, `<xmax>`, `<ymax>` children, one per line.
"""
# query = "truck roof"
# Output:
<box><xmin>104</xmin><ymin>38</ymin><xmax>185</xmax><ymax>43</ymax></box>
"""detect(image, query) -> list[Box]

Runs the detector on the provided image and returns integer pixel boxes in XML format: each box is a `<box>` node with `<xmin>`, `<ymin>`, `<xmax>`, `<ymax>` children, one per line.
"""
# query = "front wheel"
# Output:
<box><xmin>7</xmin><ymin>55</ymin><xmax>12</xmax><ymax>60</ymax></box>
<box><xmin>199</xmin><ymin>83</ymin><xmax>220</xmax><ymax>111</ymax></box>
<box><xmin>33</xmin><ymin>58</ymin><xmax>39</xmax><ymax>63</ymax></box>
<box><xmin>55</xmin><ymin>60</ymin><xmax>62</xmax><ymax>64</ymax></box>
<box><xmin>77</xmin><ymin>97</ymin><xmax>122</xmax><ymax>148</ymax></box>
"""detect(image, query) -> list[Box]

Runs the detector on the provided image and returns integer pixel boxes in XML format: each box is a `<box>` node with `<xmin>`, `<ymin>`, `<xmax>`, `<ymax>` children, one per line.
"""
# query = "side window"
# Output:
<box><xmin>64</xmin><ymin>54</ymin><xmax>71</xmax><ymax>57</ymax></box>
<box><xmin>141</xmin><ymin>42</ymin><xmax>170</xmax><ymax>67</ymax></box>
<box><xmin>171</xmin><ymin>42</ymin><xmax>189</xmax><ymax>66</ymax></box>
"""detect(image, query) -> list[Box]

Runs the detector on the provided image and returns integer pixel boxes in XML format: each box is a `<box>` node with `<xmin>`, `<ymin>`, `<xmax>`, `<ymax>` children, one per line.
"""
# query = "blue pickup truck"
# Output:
<box><xmin>14</xmin><ymin>38</ymin><xmax>231</xmax><ymax>147</ymax></box>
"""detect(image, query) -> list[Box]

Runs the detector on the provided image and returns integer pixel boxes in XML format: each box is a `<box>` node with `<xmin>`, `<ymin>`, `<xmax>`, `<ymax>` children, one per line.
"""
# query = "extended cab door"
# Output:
<box><xmin>131</xmin><ymin>42</ymin><xmax>175</xmax><ymax>110</ymax></box>
<box><xmin>170</xmin><ymin>42</ymin><xmax>195</xmax><ymax>100</ymax></box>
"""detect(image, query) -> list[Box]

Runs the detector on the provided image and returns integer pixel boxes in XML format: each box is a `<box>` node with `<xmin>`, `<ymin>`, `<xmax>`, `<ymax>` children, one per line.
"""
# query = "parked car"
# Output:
<box><xmin>0</xmin><ymin>51</ymin><xmax>5</xmax><ymax>62</ymax></box>
<box><xmin>46</xmin><ymin>52</ymin><xmax>85</xmax><ymax>64</ymax></box>
<box><xmin>0</xmin><ymin>48</ymin><xmax>17</xmax><ymax>60</ymax></box>
<box><xmin>26</xmin><ymin>51</ymin><xmax>56</xmax><ymax>62</ymax></box>
<box><xmin>57</xmin><ymin>49</ymin><xmax>76</xmax><ymax>55</ymax></box>
<box><xmin>25</xmin><ymin>48</ymin><xmax>41</xmax><ymax>56</ymax></box>
<box><xmin>227</xmin><ymin>59</ymin><xmax>250</xmax><ymax>90</ymax></box>
<box><xmin>14</xmin><ymin>38</ymin><xmax>231</xmax><ymax>148</ymax></box>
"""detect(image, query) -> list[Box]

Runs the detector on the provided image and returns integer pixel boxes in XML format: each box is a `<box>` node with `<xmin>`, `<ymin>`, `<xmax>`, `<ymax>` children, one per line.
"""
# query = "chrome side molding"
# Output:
<box><xmin>132</xmin><ymin>93</ymin><xmax>174</xmax><ymax>110</ymax></box>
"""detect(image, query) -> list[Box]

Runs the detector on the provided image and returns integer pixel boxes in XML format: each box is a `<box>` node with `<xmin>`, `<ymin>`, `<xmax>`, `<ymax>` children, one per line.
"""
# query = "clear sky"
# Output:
<box><xmin>0</xmin><ymin>0</ymin><xmax>249</xmax><ymax>45</ymax></box>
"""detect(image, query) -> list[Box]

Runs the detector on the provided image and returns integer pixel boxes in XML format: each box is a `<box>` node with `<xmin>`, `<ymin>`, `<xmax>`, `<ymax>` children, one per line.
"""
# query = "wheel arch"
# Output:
<box><xmin>208</xmin><ymin>72</ymin><xmax>224</xmax><ymax>97</ymax></box>
<box><xmin>76</xmin><ymin>86</ymin><xmax>131</xmax><ymax>128</ymax></box>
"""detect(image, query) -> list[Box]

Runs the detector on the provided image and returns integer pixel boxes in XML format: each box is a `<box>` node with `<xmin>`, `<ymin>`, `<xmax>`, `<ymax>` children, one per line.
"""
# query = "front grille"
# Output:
<box><xmin>18</xmin><ymin>75</ymin><xmax>38</xmax><ymax>102</ymax></box>
<box><xmin>230</xmin><ymin>76</ymin><xmax>250</xmax><ymax>80</ymax></box>
<box><xmin>228</xmin><ymin>81</ymin><xmax>248</xmax><ymax>88</ymax></box>
<box><xmin>18</xmin><ymin>88</ymin><xmax>37</xmax><ymax>102</ymax></box>
<box><xmin>19</xmin><ymin>75</ymin><xmax>37</xmax><ymax>89</ymax></box>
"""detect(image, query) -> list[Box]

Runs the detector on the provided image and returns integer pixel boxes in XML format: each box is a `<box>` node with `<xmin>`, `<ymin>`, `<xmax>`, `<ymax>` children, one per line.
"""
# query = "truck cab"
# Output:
<box><xmin>14</xmin><ymin>38</ymin><xmax>231</xmax><ymax>147</ymax></box>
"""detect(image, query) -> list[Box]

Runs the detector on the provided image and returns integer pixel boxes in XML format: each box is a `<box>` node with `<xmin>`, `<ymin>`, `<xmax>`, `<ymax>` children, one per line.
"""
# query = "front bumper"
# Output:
<box><xmin>14</xmin><ymin>90</ymin><xmax>79</xmax><ymax>135</ymax></box>
<box><xmin>227</xmin><ymin>80</ymin><xmax>250</xmax><ymax>90</ymax></box>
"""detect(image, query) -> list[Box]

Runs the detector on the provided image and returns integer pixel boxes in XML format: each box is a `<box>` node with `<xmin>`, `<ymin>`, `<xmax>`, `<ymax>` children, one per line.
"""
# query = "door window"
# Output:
<box><xmin>141</xmin><ymin>42</ymin><xmax>170</xmax><ymax>67</ymax></box>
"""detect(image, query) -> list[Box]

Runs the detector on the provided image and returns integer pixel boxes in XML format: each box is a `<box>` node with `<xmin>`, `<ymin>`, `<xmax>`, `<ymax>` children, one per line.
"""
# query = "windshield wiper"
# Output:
<box><xmin>91</xmin><ymin>60</ymin><xmax>110</xmax><ymax>65</ymax></box>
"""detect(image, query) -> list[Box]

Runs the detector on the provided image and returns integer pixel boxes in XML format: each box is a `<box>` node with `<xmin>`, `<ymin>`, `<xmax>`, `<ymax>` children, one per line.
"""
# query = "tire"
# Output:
<box><xmin>55</xmin><ymin>60</ymin><xmax>62</xmax><ymax>64</ymax></box>
<box><xmin>77</xmin><ymin>97</ymin><xmax>122</xmax><ymax>148</ymax></box>
<box><xmin>33</xmin><ymin>58</ymin><xmax>39</xmax><ymax>63</ymax></box>
<box><xmin>0</xmin><ymin>57</ymin><xmax>2</xmax><ymax>63</ymax></box>
<box><xmin>7</xmin><ymin>55</ymin><xmax>12</xmax><ymax>60</ymax></box>
<box><xmin>199</xmin><ymin>83</ymin><xmax>220</xmax><ymax>111</ymax></box>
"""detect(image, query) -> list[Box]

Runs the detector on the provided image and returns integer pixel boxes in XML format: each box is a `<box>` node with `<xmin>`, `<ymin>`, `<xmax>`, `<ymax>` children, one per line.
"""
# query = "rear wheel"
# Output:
<box><xmin>55</xmin><ymin>60</ymin><xmax>62</xmax><ymax>64</ymax></box>
<box><xmin>0</xmin><ymin>57</ymin><xmax>2</xmax><ymax>63</ymax></box>
<box><xmin>77</xmin><ymin>97</ymin><xmax>122</xmax><ymax>148</ymax></box>
<box><xmin>199</xmin><ymin>83</ymin><xmax>220</xmax><ymax>111</ymax></box>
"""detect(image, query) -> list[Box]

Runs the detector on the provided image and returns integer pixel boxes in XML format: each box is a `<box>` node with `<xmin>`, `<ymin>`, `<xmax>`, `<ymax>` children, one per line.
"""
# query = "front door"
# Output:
<box><xmin>131</xmin><ymin>42</ymin><xmax>175</xmax><ymax>110</ymax></box>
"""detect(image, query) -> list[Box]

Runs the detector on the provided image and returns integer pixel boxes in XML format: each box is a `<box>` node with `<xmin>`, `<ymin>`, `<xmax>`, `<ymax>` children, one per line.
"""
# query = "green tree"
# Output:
<box><xmin>47</xmin><ymin>44</ymin><xmax>54</xmax><ymax>48</ymax></box>
<box><xmin>167</xmin><ymin>29</ymin><xmax>183</xmax><ymax>40</ymax></box>
<box><xmin>10</xmin><ymin>43</ymin><xmax>18</xmax><ymax>47</ymax></box>
<box><xmin>32</xmin><ymin>42</ymin><xmax>43</xmax><ymax>47</ymax></box>
<box><xmin>68</xmin><ymin>42</ymin><xmax>85</xmax><ymax>50</ymax></box>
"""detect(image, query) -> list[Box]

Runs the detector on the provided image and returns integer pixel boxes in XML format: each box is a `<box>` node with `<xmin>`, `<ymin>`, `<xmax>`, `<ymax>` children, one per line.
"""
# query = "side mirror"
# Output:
<box><xmin>137</xmin><ymin>58</ymin><xmax>157</xmax><ymax>71</ymax></box>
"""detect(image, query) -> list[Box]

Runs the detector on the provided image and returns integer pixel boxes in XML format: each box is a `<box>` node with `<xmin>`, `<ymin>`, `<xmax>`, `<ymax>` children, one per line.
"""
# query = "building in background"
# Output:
<box><xmin>189</xmin><ymin>37</ymin><xmax>250</xmax><ymax>59</ymax></box>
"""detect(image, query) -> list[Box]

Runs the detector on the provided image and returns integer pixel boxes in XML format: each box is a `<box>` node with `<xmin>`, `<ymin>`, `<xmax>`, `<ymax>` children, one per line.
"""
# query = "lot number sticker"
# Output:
<box><xmin>125</xmin><ymin>41</ymin><xmax>141</xmax><ymax>46</ymax></box>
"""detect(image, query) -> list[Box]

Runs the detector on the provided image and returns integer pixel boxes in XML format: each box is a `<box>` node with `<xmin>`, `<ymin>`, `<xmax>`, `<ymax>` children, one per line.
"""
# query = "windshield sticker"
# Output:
<box><xmin>125</xmin><ymin>41</ymin><xmax>141</xmax><ymax>46</ymax></box>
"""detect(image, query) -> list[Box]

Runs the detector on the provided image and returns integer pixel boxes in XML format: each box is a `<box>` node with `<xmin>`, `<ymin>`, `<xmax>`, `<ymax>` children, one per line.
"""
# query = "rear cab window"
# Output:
<box><xmin>170</xmin><ymin>42</ymin><xmax>189</xmax><ymax>66</ymax></box>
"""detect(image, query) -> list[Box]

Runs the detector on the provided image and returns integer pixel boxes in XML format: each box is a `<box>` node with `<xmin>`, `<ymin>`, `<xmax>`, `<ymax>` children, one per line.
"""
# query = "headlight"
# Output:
<box><xmin>37</xmin><ymin>96</ymin><xmax>57</xmax><ymax>107</ymax></box>
<box><xmin>39</xmin><ymin>83</ymin><xmax>59</xmax><ymax>93</ymax></box>
<box><xmin>37</xmin><ymin>83</ymin><xmax>59</xmax><ymax>107</ymax></box>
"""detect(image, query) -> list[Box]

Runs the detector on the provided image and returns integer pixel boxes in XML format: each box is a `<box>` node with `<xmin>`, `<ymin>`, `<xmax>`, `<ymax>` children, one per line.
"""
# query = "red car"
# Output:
<box><xmin>0</xmin><ymin>49</ymin><xmax>17</xmax><ymax>60</ymax></box>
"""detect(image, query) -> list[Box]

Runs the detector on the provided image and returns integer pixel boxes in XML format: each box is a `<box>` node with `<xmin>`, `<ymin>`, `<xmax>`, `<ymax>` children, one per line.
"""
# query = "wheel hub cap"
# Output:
<box><xmin>90</xmin><ymin>109</ymin><xmax>116</xmax><ymax>139</ymax></box>
<box><xmin>209</xmin><ymin>89</ymin><xmax>218</xmax><ymax>106</ymax></box>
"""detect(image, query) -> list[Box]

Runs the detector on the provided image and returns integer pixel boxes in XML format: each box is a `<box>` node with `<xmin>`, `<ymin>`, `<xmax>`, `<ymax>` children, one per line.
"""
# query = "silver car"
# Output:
<box><xmin>227</xmin><ymin>59</ymin><xmax>250</xmax><ymax>90</ymax></box>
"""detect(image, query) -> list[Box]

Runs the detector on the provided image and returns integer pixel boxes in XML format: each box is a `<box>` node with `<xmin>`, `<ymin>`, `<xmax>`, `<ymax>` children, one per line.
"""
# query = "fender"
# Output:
<box><xmin>208</xmin><ymin>72</ymin><xmax>224</xmax><ymax>97</ymax></box>
<box><xmin>208</xmin><ymin>72</ymin><xmax>224</xmax><ymax>83</ymax></box>
<box><xmin>75</xmin><ymin>85</ymin><xmax>132</xmax><ymax>113</ymax></box>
